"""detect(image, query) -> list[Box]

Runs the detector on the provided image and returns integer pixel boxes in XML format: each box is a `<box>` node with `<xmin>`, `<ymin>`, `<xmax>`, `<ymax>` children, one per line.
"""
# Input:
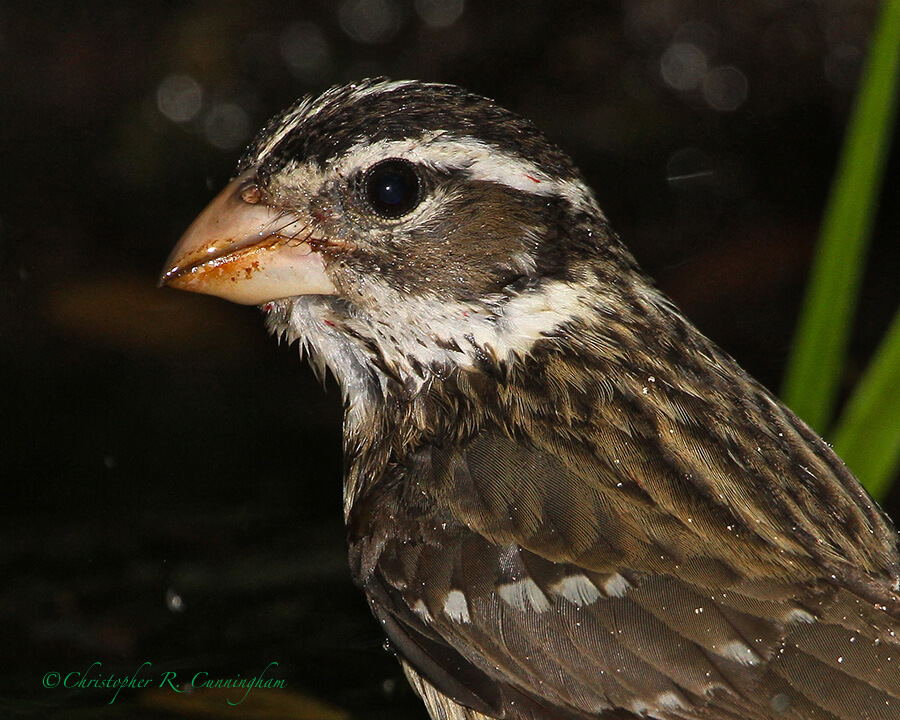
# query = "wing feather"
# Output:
<box><xmin>353</xmin><ymin>426</ymin><xmax>900</xmax><ymax>719</ymax></box>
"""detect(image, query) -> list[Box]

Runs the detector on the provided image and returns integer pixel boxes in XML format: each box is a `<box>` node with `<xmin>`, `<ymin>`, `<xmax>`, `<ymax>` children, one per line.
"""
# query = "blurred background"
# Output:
<box><xmin>2</xmin><ymin>1</ymin><xmax>898</xmax><ymax>718</ymax></box>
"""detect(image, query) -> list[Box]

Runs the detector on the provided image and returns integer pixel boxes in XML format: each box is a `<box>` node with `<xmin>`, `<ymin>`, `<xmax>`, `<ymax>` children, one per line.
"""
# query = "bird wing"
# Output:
<box><xmin>357</xmin><ymin>428</ymin><xmax>900</xmax><ymax>720</ymax></box>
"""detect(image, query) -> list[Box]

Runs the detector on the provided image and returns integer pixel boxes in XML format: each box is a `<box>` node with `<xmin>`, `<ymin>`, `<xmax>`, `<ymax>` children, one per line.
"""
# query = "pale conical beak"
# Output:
<box><xmin>160</xmin><ymin>171</ymin><xmax>338</xmax><ymax>305</ymax></box>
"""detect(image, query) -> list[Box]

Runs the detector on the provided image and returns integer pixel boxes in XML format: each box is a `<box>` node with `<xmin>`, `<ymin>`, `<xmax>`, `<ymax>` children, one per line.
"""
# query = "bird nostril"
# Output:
<box><xmin>240</xmin><ymin>182</ymin><xmax>262</xmax><ymax>204</ymax></box>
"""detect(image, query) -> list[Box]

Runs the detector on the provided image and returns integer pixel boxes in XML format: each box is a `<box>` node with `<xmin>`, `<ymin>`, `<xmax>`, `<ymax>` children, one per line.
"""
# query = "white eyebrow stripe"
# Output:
<box><xmin>253</xmin><ymin>101</ymin><xmax>314</xmax><ymax>162</ymax></box>
<box><xmin>346</xmin><ymin>78</ymin><xmax>420</xmax><ymax>102</ymax></box>
<box><xmin>336</xmin><ymin>136</ymin><xmax>599</xmax><ymax>211</ymax></box>
<box><xmin>251</xmin><ymin>81</ymin><xmax>412</xmax><ymax>162</ymax></box>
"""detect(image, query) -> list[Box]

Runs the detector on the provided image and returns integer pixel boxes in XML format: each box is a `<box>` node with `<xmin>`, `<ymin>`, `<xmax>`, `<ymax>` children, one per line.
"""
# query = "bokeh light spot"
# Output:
<box><xmin>156</xmin><ymin>73</ymin><xmax>203</xmax><ymax>123</ymax></box>
<box><xmin>660</xmin><ymin>42</ymin><xmax>707</xmax><ymax>91</ymax></box>
<box><xmin>279</xmin><ymin>22</ymin><xmax>332</xmax><ymax>81</ymax></box>
<box><xmin>203</xmin><ymin>102</ymin><xmax>250</xmax><ymax>150</ymax></box>
<box><xmin>703</xmin><ymin>66</ymin><xmax>748</xmax><ymax>112</ymax></box>
<box><xmin>339</xmin><ymin>0</ymin><xmax>403</xmax><ymax>44</ymax></box>
<box><xmin>415</xmin><ymin>0</ymin><xmax>465</xmax><ymax>28</ymax></box>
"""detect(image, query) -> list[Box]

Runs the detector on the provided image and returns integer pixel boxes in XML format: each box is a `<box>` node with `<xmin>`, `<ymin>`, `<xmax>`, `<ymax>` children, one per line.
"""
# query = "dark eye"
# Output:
<box><xmin>364</xmin><ymin>159</ymin><xmax>422</xmax><ymax>218</ymax></box>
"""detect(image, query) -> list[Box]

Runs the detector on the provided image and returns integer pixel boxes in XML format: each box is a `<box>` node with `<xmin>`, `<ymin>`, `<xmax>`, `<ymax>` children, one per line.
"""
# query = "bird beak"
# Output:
<box><xmin>160</xmin><ymin>170</ymin><xmax>338</xmax><ymax>305</ymax></box>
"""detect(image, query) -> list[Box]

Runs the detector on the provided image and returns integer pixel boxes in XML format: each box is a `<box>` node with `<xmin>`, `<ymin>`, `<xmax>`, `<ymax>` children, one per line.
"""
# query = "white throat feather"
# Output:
<box><xmin>266</xmin><ymin>278</ymin><xmax>589</xmax><ymax>435</ymax></box>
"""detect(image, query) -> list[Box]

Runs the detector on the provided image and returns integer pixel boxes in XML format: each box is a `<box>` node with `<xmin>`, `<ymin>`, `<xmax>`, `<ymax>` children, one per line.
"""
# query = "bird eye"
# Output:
<box><xmin>363</xmin><ymin>159</ymin><xmax>422</xmax><ymax>218</ymax></box>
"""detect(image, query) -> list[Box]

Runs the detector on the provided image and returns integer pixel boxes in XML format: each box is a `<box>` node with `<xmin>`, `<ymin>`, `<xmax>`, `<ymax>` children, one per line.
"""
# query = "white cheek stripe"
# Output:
<box><xmin>354</xmin><ymin>278</ymin><xmax>588</xmax><ymax>385</ymax></box>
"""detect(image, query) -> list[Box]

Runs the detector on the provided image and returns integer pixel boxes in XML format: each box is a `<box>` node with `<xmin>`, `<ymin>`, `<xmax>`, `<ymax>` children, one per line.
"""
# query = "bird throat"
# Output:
<box><xmin>264</xmin><ymin>279</ymin><xmax>589</xmax><ymax>516</ymax></box>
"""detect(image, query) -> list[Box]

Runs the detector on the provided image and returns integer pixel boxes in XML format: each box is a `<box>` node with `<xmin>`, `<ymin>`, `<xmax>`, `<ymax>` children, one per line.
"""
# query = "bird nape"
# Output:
<box><xmin>161</xmin><ymin>79</ymin><xmax>900</xmax><ymax>720</ymax></box>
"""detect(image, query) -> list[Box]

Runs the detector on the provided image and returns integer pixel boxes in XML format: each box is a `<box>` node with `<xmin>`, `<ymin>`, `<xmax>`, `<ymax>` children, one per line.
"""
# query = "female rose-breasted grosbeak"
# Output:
<box><xmin>162</xmin><ymin>80</ymin><xmax>900</xmax><ymax>720</ymax></box>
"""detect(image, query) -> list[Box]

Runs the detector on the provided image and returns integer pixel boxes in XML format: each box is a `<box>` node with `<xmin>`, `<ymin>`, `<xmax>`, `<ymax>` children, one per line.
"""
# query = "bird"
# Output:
<box><xmin>161</xmin><ymin>79</ymin><xmax>900</xmax><ymax>720</ymax></box>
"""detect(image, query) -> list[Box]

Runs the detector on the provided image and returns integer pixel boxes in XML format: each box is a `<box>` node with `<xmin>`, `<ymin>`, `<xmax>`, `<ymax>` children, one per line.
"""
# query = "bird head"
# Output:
<box><xmin>161</xmin><ymin>79</ymin><xmax>632</xmax><ymax>394</ymax></box>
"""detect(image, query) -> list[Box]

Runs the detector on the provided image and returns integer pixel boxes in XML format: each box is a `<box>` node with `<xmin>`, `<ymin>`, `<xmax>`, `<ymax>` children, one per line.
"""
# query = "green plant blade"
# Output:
<box><xmin>781</xmin><ymin>0</ymin><xmax>900</xmax><ymax>434</ymax></box>
<box><xmin>832</xmin><ymin>308</ymin><xmax>900</xmax><ymax>501</ymax></box>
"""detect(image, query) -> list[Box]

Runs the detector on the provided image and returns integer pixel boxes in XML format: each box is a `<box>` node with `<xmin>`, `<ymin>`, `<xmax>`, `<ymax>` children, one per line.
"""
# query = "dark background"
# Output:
<box><xmin>2</xmin><ymin>1</ymin><xmax>898</xmax><ymax>718</ymax></box>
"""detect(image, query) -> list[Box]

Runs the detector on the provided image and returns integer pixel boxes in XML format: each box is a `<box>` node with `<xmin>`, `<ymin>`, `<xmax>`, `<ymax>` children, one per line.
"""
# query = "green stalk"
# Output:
<box><xmin>781</xmin><ymin>0</ymin><xmax>900</xmax><ymax>436</ymax></box>
<box><xmin>833</xmin><ymin>309</ymin><xmax>900</xmax><ymax>500</ymax></box>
